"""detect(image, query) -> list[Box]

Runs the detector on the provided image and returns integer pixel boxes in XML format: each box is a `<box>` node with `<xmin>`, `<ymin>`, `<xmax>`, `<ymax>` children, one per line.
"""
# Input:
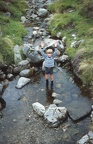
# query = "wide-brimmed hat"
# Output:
<box><xmin>46</xmin><ymin>49</ymin><xmax>53</xmax><ymax>54</ymax></box>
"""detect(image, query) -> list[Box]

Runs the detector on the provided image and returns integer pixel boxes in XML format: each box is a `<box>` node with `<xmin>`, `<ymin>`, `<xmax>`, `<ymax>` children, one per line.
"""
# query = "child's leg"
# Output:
<box><xmin>50</xmin><ymin>74</ymin><xmax>54</xmax><ymax>88</ymax></box>
<box><xmin>50</xmin><ymin>74</ymin><xmax>54</xmax><ymax>81</ymax></box>
<box><xmin>45</xmin><ymin>74</ymin><xmax>48</xmax><ymax>80</ymax></box>
<box><xmin>45</xmin><ymin>74</ymin><xmax>49</xmax><ymax>86</ymax></box>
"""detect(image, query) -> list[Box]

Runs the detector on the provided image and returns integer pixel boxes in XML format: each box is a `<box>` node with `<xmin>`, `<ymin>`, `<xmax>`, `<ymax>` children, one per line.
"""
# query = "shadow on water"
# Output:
<box><xmin>0</xmin><ymin>97</ymin><xmax>6</xmax><ymax>111</ymax></box>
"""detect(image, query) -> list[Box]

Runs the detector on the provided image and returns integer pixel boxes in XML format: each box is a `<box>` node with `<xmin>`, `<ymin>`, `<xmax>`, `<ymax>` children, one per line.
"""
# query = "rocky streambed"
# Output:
<box><xmin>0</xmin><ymin>0</ymin><xmax>93</xmax><ymax>144</ymax></box>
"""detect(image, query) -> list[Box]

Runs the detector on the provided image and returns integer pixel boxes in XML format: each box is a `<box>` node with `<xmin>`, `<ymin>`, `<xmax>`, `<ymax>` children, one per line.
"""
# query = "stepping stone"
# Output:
<box><xmin>66</xmin><ymin>100</ymin><xmax>92</xmax><ymax>121</ymax></box>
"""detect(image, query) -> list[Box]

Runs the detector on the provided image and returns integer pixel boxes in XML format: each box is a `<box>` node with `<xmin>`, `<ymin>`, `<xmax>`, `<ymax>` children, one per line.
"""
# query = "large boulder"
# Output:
<box><xmin>14</xmin><ymin>45</ymin><xmax>22</xmax><ymax>64</ymax></box>
<box><xmin>22</xmin><ymin>44</ymin><xmax>42</xmax><ymax>63</ymax></box>
<box><xmin>22</xmin><ymin>38</ymin><xmax>64</xmax><ymax>64</ymax></box>
<box><xmin>43</xmin><ymin>38</ymin><xmax>64</xmax><ymax>53</ymax></box>
<box><xmin>44</xmin><ymin>104</ymin><xmax>67</xmax><ymax>123</ymax></box>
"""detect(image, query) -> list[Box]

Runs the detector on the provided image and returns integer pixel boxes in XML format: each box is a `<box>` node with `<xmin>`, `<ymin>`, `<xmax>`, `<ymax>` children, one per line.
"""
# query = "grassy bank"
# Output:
<box><xmin>0</xmin><ymin>0</ymin><xmax>27</xmax><ymax>65</ymax></box>
<box><xmin>48</xmin><ymin>0</ymin><xmax>93</xmax><ymax>87</ymax></box>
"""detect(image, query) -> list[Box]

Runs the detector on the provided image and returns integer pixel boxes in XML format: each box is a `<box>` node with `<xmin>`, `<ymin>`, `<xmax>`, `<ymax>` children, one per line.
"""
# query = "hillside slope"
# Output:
<box><xmin>48</xmin><ymin>0</ymin><xmax>93</xmax><ymax>95</ymax></box>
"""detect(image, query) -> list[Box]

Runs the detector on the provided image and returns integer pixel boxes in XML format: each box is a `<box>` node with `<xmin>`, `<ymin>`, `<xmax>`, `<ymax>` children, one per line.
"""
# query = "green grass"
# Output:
<box><xmin>2</xmin><ymin>20</ymin><xmax>27</xmax><ymax>45</ymax></box>
<box><xmin>48</xmin><ymin>0</ymin><xmax>93</xmax><ymax>85</ymax></box>
<box><xmin>0</xmin><ymin>0</ymin><xmax>28</xmax><ymax>64</ymax></box>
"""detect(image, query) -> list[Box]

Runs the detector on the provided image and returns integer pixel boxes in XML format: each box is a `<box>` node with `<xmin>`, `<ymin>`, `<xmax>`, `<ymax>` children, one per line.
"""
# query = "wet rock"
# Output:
<box><xmin>58</xmin><ymin>54</ymin><xmax>69</xmax><ymax>62</ymax></box>
<box><xmin>2</xmin><ymin>79</ymin><xmax>9</xmax><ymax>89</ymax></box>
<box><xmin>0</xmin><ymin>83</ymin><xmax>3</xmax><ymax>94</ymax></box>
<box><xmin>18</xmin><ymin>59</ymin><xmax>30</xmax><ymax>66</ymax></box>
<box><xmin>52</xmin><ymin>92</ymin><xmax>60</xmax><ymax>98</ymax></box>
<box><xmin>43</xmin><ymin>38</ymin><xmax>64</xmax><ymax>53</ymax></box>
<box><xmin>22</xmin><ymin>44</ymin><xmax>42</xmax><ymax>63</ymax></box>
<box><xmin>19</xmin><ymin>67</ymin><xmax>34</xmax><ymax>77</ymax></box>
<box><xmin>19</xmin><ymin>69</ymin><xmax>31</xmax><ymax>77</ymax></box>
<box><xmin>44</xmin><ymin>104</ymin><xmax>67</xmax><ymax>123</ymax></box>
<box><xmin>14</xmin><ymin>45</ymin><xmax>22</xmax><ymax>64</ymax></box>
<box><xmin>0</xmin><ymin>73</ymin><xmax>6</xmax><ymax>80</ymax></box>
<box><xmin>66</xmin><ymin>100</ymin><xmax>92</xmax><ymax>121</ymax></box>
<box><xmin>16</xmin><ymin>77</ymin><xmax>31</xmax><ymax>89</ymax></box>
<box><xmin>25</xmin><ymin>27</ymin><xmax>33</xmax><ymax>39</ymax></box>
<box><xmin>92</xmin><ymin>105</ymin><xmax>93</xmax><ymax>110</ymax></box>
<box><xmin>88</xmin><ymin>131</ymin><xmax>93</xmax><ymax>140</ymax></box>
<box><xmin>32</xmin><ymin>102</ymin><xmax>45</xmax><ymax>116</ymax></box>
<box><xmin>53</xmin><ymin>99</ymin><xmax>62</xmax><ymax>104</ymax></box>
<box><xmin>13</xmin><ymin>67</ymin><xmax>21</xmax><ymax>74</ymax></box>
<box><xmin>21</xmin><ymin>16</ymin><xmax>27</xmax><ymax>23</ymax></box>
<box><xmin>77</xmin><ymin>134</ymin><xmax>89</xmax><ymax>144</ymax></box>
<box><xmin>0</xmin><ymin>112</ymin><xmax>3</xmax><ymax>118</ymax></box>
<box><xmin>7</xmin><ymin>74</ymin><xmax>14</xmax><ymax>81</ymax></box>
<box><xmin>6</xmin><ymin>65</ymin><xmax>13</xmax><ymax>74</ymax></box>
<box><xmin>38</xmin><ymin>8</ymin><xmax>48</xmax><ymax>17</ymax></box>
<box><xmin>18</xmin><ymin>59</ymin><xmax>30</xmax><ymax>70</ymax></box>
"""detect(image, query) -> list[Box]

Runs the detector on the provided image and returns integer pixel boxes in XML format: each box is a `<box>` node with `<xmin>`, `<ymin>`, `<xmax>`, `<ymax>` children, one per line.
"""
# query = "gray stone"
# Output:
<box><xmin>7</xmin><ymin>74</ymin><xmax>14</xmax><ymax>81</ymax></box>
<box><xmin>0</xmin><ymin>74</ymin><xmax>6</xmax><ymax>80</ymax></box>
<box><xmin>32</xmin><ymin>102</ymin><xmax>45</xmax><ymax>116</ymax></box>
<box><xmin>43</xmin><ymin>38</ymin><xmax>64</xmax><ymax>53</ymax></box>
<box><xmin>38</xmin><ymin>8</ymin><xmax>48</xmax><ymax>17</ymax></box>
<box><xmin>16</xmin><ymin>77</ymin><xmax>31</xmax><ymax>89</ymax></box>
<box><xmin>88</xmin><ymin>131</ymin><xmax>93</xmax><ymax>140</ymax></box>
<box><xmin>53</xmin><ymin>99</ymin><xmax>62</xmax><ymax>104</ymax></box>
<box><xmin>18</xmin><ymin>59</ymin><xmax>30</xmax><ymax>66</ymax></box>
<box><xmin>66</xmin><ymin>100</ymin><xmax>92</xmax><ymax>121</ymax></box>
<box><xmin>77</xmin><ymin>134</ymin><xmax>89</xmax><ymax>144</ymax></box>
<box><xmin>52</xmin><ymin>92</ymin><xmax>60</xmax><ymax>98</ymax></box>
<box><xmin>44</xmin><ymin>104</ymin><xmax>67</xmax><ymax>123</ymax></box>
<box><xmin>14</xmin><ymin>45</ymin><xmax>22</xmax><ymax>64</ymax></box>
<box><xmin>19</xmin><ymin>67</ymin><xmax>34</xmax><ymax>77</ymax></box>
<box><xmin>92</xmin><ymin>105</ymin><xmax>93</xmax><ymax>110</ymax></box>
<box><xmin>58</xmin><ymin>55</ymin><xmax>69</xmax><ymax>62</ymax></box>
<box><xmin>19</xmin><ymin>69</ymin><xmax>30</xmax><ymax>77</ymax></box>
<box><xmin>21</xmin><ymin>16</ymin><xmax>27</xmax><ymax>23</ymax></box>
<box><xmin>0</xmin><ymin>83</ymin><xmax>3</xmax><ymax>94</ymax></box>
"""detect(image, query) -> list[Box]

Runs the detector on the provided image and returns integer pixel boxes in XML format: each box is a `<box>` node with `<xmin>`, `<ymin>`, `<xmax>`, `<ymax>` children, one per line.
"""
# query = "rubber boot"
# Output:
<box><xmin>51</xmin><ymin>81</ymin><xmax>53</xmax><ymax>88</ymax></box>
<box><xmin>46</xmin><ymin>79</ymin><xmax>49</xmax><ymax>88</ymax></box>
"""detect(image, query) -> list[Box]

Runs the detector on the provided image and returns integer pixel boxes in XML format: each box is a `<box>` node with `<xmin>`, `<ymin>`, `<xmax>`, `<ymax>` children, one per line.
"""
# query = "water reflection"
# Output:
<box><xmin>46</xmin><ymin>86</ymin><xmax>54</xmax><ymax>103</ymax></box>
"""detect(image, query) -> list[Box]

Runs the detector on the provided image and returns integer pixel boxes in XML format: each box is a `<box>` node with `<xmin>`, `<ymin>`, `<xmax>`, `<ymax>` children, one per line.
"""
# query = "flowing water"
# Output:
<box><xmin>0</xmin><ymin>68</ymin><xmax>92</xmax><ymax>144</ymax></box>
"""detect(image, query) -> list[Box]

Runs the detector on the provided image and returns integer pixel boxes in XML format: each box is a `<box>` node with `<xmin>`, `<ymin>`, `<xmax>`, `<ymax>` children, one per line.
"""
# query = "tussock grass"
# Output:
<box><xmin>48</xmin><ymin>0</ymin><xmax>93</xmax><ymax>84</ymax></box>
<box><xmin>0</xmin><ymin>0</ymin><xmax>28</xmax><ymax>64</ymax></box>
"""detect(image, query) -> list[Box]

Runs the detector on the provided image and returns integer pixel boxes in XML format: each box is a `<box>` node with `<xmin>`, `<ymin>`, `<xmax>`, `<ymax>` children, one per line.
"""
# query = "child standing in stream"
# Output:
<box><xmin>40</xmin><ymin>41</ymin><xmax>60</xmax><ymax>88</ymax></box>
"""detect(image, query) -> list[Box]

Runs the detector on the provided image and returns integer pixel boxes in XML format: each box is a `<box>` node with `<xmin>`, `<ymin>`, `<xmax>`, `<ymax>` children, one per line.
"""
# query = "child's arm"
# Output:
<box><xmin>53</xmin><ymin>41</ymin><xmax>60</xmax><ymax>57</ymax></box>
<box><xmin>39</xmin><ymin>41</ymin><xmax>47</xmax><ymax>58</ymax></box>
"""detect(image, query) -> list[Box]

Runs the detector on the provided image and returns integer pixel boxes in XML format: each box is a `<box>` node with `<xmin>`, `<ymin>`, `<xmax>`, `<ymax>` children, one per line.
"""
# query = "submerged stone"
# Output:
<box><xmin>66</xmin><ymin>100</ymin><xmax>92</xmax><ymax>121</ymax></box>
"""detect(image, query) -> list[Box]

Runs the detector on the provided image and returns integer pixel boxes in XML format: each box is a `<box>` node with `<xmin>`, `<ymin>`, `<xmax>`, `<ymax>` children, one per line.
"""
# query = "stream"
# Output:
<box><xmin>0</xmin><ymin>0</ymin><xmax>92</xmax><ymax>144</ymax></box>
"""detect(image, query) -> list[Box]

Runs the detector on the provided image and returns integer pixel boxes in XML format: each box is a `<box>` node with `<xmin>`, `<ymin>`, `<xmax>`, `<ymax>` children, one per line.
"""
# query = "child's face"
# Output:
<box><xmin>47</xmin><ymin>53</ymin><xmax>52</xmax><ymax>57</ymax></box>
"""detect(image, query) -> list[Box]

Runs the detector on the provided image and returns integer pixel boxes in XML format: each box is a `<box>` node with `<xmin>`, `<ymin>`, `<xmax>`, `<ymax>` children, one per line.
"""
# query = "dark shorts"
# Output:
<box><xmin>45</xmin><ymin>67</ymin><xmax>53</xmax><ymax>74</ymax></box>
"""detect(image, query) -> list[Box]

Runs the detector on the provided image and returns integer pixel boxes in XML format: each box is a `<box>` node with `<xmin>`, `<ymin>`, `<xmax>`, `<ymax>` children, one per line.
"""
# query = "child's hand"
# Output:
<box><xmin>54</xmin><ymin>41</ymin><xmax>58</xmax><ymax>47</ymax></box>
<box><xmin>41</xmin><ymin>41</ymin><xmax>44</xmax><ymax>48</ymax></box>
